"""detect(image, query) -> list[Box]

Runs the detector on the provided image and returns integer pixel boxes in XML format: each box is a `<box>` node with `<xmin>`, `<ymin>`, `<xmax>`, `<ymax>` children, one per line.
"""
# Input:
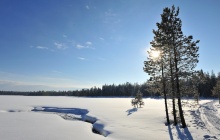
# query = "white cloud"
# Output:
<box><xmin>62</xmin><ymin>34</ymin><xmax>67</xmax><ymax>38</ymax></box>
<box><xmin>54</xmin><ymin>42</ymin><xmax>68</xmax><ymax>50</ymax></box>
<box><xmin>86</xmin><ymin>5</ymin><xmax>90</xmax><ymax>10</ymax></box>
<box><xmin>86</xmin><ymin>41</ymin><xmax>92</xmax><ymax>45</ymax></box>
<box><xmin>36</xmin><ymin>46</ymin><xmax>49</xmax><ymax>50</ymax></box>
<box><xmin>29</xmin><ymin>45</ymin><xmax>54</xmax><ymax>51</ymax></box>
<box><xmin>76</xmin><ymin>44</ymin><xmax>86</xmax><ymax>49</ymax></box>
<box><xmin>76</xmin><ymin>42</ymin><xmax>95</xmax><ymax>49</ymax></box>
<box><xmin>103</xmin><ymin>9</ymin><xmax>121</xmax><ymax>24</ymax></box>
<box><xmin>77</xmin><ymin>57</ymin><xmax>86</xmax><ymax>60</ymax></box>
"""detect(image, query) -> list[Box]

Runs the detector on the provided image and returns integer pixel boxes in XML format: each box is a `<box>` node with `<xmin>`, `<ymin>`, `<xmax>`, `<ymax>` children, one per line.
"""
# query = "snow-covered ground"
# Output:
<box><xmin>0</xmin><ymin>96</ymin><xmax>219</xmax><ymax>140</ymax></box>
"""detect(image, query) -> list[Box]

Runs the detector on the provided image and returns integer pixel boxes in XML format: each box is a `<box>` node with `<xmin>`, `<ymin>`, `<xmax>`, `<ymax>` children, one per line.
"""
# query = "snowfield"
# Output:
<box><xmin>199</xmin><ymin>101</ymin><xmax>220</xmax><ymax>139</ymax></box>
<box><xmin>0</xmin><ymin>96</ymin><xmax>219</xmax><ymax>140</ymax></box>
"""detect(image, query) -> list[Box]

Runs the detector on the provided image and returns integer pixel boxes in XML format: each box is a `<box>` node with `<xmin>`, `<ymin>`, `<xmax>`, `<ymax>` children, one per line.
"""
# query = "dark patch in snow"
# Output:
<box><xmin>92</xmin><ymin>127</ymin><xmax>101</xmax><ymax>135</ymax></box>
<box><xmin>126</xmin><ymin>108</ymin><xmax>137</xmax><ymax>116</ymax></box>
<box><xmin>167</xmin><ymin>125</ymin><xmax>174</xmax><ymax>140</ymax></box>
<box><xmin>92</xmin><ymin>123</ymin><xmax>111</xmax><ymax>137</ymax></box>
<box><xmin>82</xmin><ymin>115</ymin><xmax>97</xmax><ymax>124</ymax></box>
<box><xmin>32</xmin><ymin>106</ymin><xmax>110</xmax><ymax>137</ymax></box>
<box><xmin>32</xmin><ymin>107</ymin><xmax>89</xmax><ymax>116</ymax></box>
<box><xmin>6</xmin><ymin>109</ymin><xmax>23</xmax><ymax>113</ymax></box>
<box><xmin>189</xmin><ymin>110</ymin><xmax>206</xmax><ymax>129</ymax></box>
<box><xmin>8</xmin><ymin>110</ymin><xmax>16</xmax><ymax>112</ymax></box>
<box><xmin>203</xmin><ymin>135</ymin><xmax>217</xmax><ymax>140</ymax></box>
<box><xmin>59</xmin><ymin>114</ymin><xmax>81</xmax><ymax>121</ymax></box>
<box><xmin>175</xmin><ymin>125</ymin><xmax>193</xmax><ymax>140</ymax></box>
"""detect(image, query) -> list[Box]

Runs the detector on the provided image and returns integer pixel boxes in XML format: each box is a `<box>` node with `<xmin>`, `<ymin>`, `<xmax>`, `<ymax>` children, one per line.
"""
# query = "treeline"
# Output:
<box><xmin>193</xmin><ymin>70</ymin><xmax>220</xmax><ymax>98</ymax></box>
<box><xmin>0</xmin><ymin>70</ymin><xmax>219</xmax><ymax>97</ymax></box>
<box><xmin>147</xmin><ymin>70</ymin><xmax>220</xmax><ymax>98</ymax></box>
<box><xmin>0</xmin><ymin>82</ymin><xmax>148</xmax><ymax>97</ymax></box>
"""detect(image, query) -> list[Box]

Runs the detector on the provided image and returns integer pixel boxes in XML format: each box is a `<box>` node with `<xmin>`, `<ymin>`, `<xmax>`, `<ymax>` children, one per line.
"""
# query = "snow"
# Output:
<box><xmin>0</xmin><ymin>96</ymin><xmax>219</xmax><ymax>140</ymax></box>
<box><xmin>198</xmin><ymin>101</ymin><xmax>220</xmax><ymax>138</ymax></box>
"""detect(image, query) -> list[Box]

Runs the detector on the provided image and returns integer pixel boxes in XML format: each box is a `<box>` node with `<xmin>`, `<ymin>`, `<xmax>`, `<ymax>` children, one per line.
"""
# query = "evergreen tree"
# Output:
<box><xmin>131</xmin><ymin>90</ymin><xmax>144</xmax><ymax>108</ymax></box>
<box><xmin>144</xmin><ymin>5</ymin><xmax>199</xmax><ymax>128</ymax></box>
<box><xmin>191</xmin><ymin>70</ymin><xmax>206</xmax><ymax>103</ymax></box>
<box><xmin>211</xmin><ymin>70</ymin><xmax>217</xmax><ymax>89</ymax></box>
<box><xmin>217</xmin><ymin>72</ymin><xmax>220</xmax><ymax>80</ymax></box>
<box><xmin>144</xmin><ymin>44</ymin><xmax>171</xmax><ymax>124</ymax></box>
<box><xmin>212</xmin><ymin>79</ymin><xmax>220</xmax><ymax>104</ymax></box>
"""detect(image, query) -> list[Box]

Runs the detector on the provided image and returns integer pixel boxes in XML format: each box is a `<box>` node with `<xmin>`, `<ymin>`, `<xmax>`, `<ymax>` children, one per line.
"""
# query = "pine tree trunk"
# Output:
<box><xmin>162</xmin><ymin>63</ymin><xmax>170</xmax><ymax>125</ymax></box>
<box><xmin>171</xmin><ymin>80</ymin><xmax>177</xmax><ymax>125</ymax></box>
<box><xmin>170</xmin><ymin>58</ymin><xmax>177</xmax><ymax>125</ymax></box>
<box><xmin>218</xmin><ymin>93</ymin><xmax>220</xmax><ymax>104</ymax></box>
<box><xmin>174</xmin><ymin>47</ymin><xmax>186</xmax><ymax>128</ymax></box>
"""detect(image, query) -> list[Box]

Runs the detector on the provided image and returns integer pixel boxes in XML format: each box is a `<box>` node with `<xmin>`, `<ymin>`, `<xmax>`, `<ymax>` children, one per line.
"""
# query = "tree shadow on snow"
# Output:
<box><xmin>32</xmin><ymin>106</ymin><xmax>89</xmax><ymax>116</ymax></box>
<box><xmin>126</xmin><ymin>108</ymin><xmax>137</xmax><ymax>116</ymax></box>
<box><xmin>168</xmin><ymin>125</ymin><xmax>174</xmax><ymax>140</ymax></box>
<box><xmin>175</xmin><ymin>125</ymin><xmax>193</xmax><ymax>140</ymax></box>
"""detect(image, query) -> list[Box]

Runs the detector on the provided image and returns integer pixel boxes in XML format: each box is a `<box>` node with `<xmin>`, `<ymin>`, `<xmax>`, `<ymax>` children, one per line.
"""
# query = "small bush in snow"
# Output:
<box><xmin>131</xmin><ymin>90</ymin><xmax>144</xmax><ymax>108</ymax></box>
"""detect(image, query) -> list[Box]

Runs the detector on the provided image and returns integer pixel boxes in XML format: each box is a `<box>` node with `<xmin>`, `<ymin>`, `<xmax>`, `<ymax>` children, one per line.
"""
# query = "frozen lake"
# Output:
<box><xmin>0</xmin><ymin>96</ymin><xmax>219</xmax><ymax>140</ymax></box>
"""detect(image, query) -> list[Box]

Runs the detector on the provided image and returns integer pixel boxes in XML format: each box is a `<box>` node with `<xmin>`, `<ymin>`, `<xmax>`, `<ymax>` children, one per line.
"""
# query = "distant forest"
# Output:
<box><xmin>0</xmin><ymin>70</ymin><xmax>219</xmax><ymax>98</ymax></box>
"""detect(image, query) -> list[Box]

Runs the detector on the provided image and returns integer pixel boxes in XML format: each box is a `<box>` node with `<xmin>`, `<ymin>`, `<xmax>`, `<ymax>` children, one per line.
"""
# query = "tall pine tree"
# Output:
<box><xmin>144</xmin><ymin>5</ymin><xmax>199</xmax><ymax>128</ymax></box>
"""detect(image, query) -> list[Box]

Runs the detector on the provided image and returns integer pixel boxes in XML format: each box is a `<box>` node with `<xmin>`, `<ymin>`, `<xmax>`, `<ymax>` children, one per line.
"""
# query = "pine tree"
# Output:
<box><xmin>144</xmin><ymin>5</ymin><xmax>199</xmax><ymax>128</ymax></box>
<box><xmin>212</xmin><ymin>79</ymin><xmax>220</xmax><ymax>104</ymax></box>
<box><xmin>131</xmin><ymin>90</ymin><xmax>144</xmax><ymax>108</ymax></box>
<box><xmin>188</xmin><ymin>70</ymin><xmax>206</xmax><ymax>104</ymax></box>
<box><xmin>144</xmin><ymin>46</ymin><xmax>170</xmax><ymax>125</ymax></box>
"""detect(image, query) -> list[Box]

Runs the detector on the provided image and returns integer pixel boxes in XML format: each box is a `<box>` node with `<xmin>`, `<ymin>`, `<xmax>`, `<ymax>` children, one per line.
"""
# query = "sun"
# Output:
<box><xmin>151</xmin><ymin>50</ymin><xmax>160</xmax><ymax>58</ymax></box>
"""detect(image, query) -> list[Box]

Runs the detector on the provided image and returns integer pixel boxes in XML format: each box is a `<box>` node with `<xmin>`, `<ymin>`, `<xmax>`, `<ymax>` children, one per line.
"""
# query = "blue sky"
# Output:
<box><xmin>0</xmin><ymin>0</ymin><xmax>220</xmax><ymax>91</ymax></box>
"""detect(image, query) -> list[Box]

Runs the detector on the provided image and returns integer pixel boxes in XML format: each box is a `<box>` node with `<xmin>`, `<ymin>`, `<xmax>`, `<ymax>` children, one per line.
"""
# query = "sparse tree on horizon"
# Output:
<box><xmin>131</xmin><ymin>90</ymin><xmax>144</xmax><ymax>108</ymax></box>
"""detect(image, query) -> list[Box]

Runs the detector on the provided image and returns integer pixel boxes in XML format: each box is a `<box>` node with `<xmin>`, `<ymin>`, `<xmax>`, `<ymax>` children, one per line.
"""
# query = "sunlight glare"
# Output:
<box><xmin>151</xmin><ymin>50</ymin><xmax>160</xmax><ymax>58</ymax></box>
